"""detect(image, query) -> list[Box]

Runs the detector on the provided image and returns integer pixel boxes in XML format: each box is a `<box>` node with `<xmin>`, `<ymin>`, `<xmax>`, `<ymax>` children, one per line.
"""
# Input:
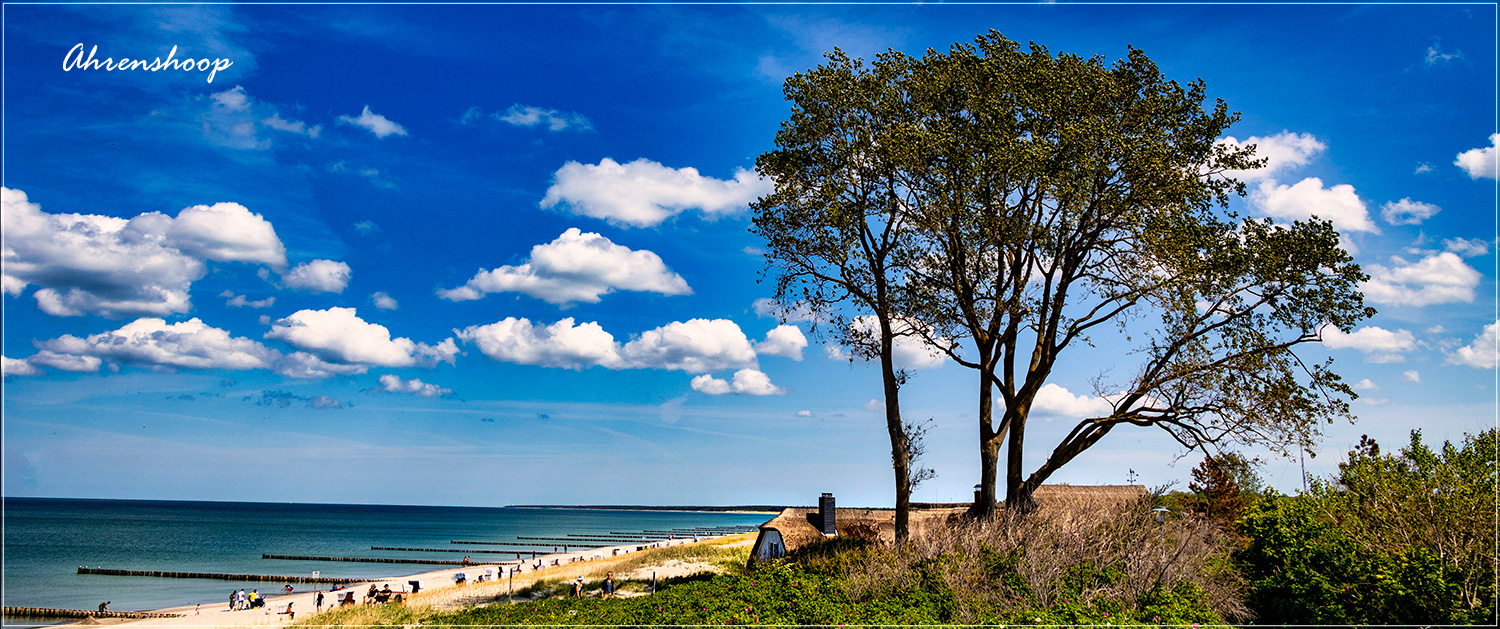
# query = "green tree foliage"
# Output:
<box><xmin>1236</xmin><ymin>430</ymin><xmax>1497</xmax><ymax>624</ymax></box>
<box><xmin>1188</xmin><ymin>452</ymin><xmax>1262</xmax><ymax>529</ymax></box>
<box><xmin>754</xmin><ymin>30</ymin><xmax>1374</xmax><ymax>516</ymax></box>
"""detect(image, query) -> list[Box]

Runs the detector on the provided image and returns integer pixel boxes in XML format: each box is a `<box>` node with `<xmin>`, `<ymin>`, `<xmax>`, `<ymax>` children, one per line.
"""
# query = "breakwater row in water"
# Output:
<box><xmin>77</xmin><ymin>567</ymin><xmax>366</xmax><ymax>584</ymax></box>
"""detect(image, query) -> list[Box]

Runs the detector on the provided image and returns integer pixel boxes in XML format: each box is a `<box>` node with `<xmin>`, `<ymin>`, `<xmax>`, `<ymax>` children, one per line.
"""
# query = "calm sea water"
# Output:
<box><xmin>2</xmin><ymin>498</ymin><xmax>769</xmax><ymax>619</ymax></box>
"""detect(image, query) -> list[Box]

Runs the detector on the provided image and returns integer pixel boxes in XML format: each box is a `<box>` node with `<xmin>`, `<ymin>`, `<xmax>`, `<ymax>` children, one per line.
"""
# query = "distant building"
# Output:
<box><xmin>748</xmin><ymin>485</ymin><xmax>1146</xmax><ymax>566</ymax></box>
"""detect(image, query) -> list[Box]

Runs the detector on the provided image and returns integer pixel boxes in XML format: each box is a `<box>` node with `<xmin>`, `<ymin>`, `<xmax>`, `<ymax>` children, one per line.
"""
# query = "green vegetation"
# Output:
<box><xmin>1235</xmin><ymin>429</ymin><xmax>1497</xmax><ymax>624</ymax></box>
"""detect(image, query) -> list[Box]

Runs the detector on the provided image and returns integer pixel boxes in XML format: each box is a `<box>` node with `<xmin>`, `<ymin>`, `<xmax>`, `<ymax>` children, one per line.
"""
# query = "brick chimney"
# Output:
<box><xmin>818</xmin><ymin>492</ymin><xmax>837</xmax><ymax>536</ymax></box>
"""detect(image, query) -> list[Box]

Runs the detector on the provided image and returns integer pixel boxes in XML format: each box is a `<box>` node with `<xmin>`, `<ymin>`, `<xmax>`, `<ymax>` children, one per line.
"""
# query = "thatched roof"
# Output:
<box><xmin>755</xmin><ymin>485</ymin><xmax>1146</xmax><ymax>555</ymax></box>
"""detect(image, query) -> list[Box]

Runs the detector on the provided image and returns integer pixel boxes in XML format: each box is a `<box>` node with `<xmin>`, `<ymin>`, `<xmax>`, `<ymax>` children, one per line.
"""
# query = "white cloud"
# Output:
<box><xmin>1250</xmin><ymin>177</ymin><xmax>1377</xmax><ymax>233</ymax></box>
<box><xmin>1425</xmin><ymin>44</ymin><xmax>1462</xmax><ymax>66</ymax></box>
<box><xmin>270</xmin><ymin>351</ymin><xmax>367</xmax><ymax>379</ymax></box>
<box><xmin>1380</xmin><ymin>198</ymin><xmax>1441</xmax><ymax>226</ymax></box>
<box><xmin>1454</xmin><ymin>134</ymin><xmax>1498</xmax><ymax>180</ymax></box>
<box><xmin>1351</xmin><ymin>378</ymin><xmax>1378</xmax><ymax>391</ymax></box>
<box><xmin>1319</xmin><ymin>325</ymin><xmax>1417</xmax><ymax>363</ymax></box>
<box><xmin>1031</xmin><ymin>383</ymin><xmax>1114</xmax><ymax>418</ymax></box>
<box><xmin>1402</xmin><ymin>369</ymin><xmax>1421</xmax><ymax>383</ymax></box>
<box><xmin>1414</xmin><ymin>163</ymin><xmax>1434</xmax><ymax>174</ymax></box>
<box><xmin>752</xmin><ymin>297</ymin><xmax>820</xmax><ymax>323</ymax></box>
<box><xmin>2</xmin><ymin>355</ymin><xmax>43</xmax><ymax>377</ymax></box>
<box><xmin>282</xmin><ymin>259</ymin><xmax>352</xmax><ymax>294</ymax></box>
<box><xmin>338</xmin><ymin>105</ymin><xmax>408</xmax><ymax>138</ymax></box>
<box><xmin>795</xmin><ymin>410</ymin><xmax>813</xmax><ymax>418</ymax></box>
<box><xmin>689</xmin><ymin>373</ymin><xmax>731</xmax><ymax>395</ymax></box>
<box><xmin>843</xmin><ymin>315</ymin><xmax>946</xmax><ymax>370</ymax></box>
<box><xmin>353</xmin><ymin>220</ymin><xmax>381</xmax><ymax>236</ymax></box>
<box><xmin>690</xmin><ymin>369</ymin><xmax>785</xmax><ymax>396</ymax></box>
<box><xmin>265</xmin><ymin>307</ymin><xmax>457</xmax><ymax>368</ymax></box>
<box><xmin>378</xmin><ymin>374</ymin><xmax>452</xmax><ymax>398</ymax></box>
<box><xmin>1443</xmin><ymin>237</ymin><xmax>1490</xmax><ymax>258</ymax></box>
<box><xmin>540</xmin><ymin>158</ymin><xmax>773</xmax><ymax>228</ymax></box>
<box><xmin>260</xmin><ymin>112</ymin><xmax>321</xmax><ymax>138</ymax></box>
<box><xmin>2</xmin><ymin>188</ymin><xmax>286</xmax><ymax>317</ymax></box>
<box><xmin>1361</xmin><ymin>252</ymin><xmax>1482</xmax><ymax>307</ymax></box>
<box><xmin>35</xmin><ymin>318</ymin><xmax>275</xmax><ymax>371</ymax></box>
<box><xmin>371</xmin><ymin>292</ymin><xmax>398</xmax><ymax>310</ymax></box>
<box><xmin>437</xmin><ymin>228</ymin><xmax>690</xmax><ymax>306</ymax></box>
<box><xmin>26</xmin><ymin>350</ymin><xmax>103</xmax><ymax>373</ymax></box>
<box><xmin>1446</xmin><ymin>321</ymin><xmax>1498</xmax><ymax>369</ymax></box>
<box><xmin>1218</xmin><ymin>131</ymin><xmax>1326</xmax><ymax>182</ymax></box>
<box><xmin>496</xmin><ymin>104</ymin><xmax>593</xmax><ymax>131</ymax></box>
<box><xmin>621</xmin><ymin>319</ymin><xmax>759</xmax><ymax>373</ymax></box>
<box><xmin>457</xmin><ymin>317</ymin><xmax>624</xmax><ymax>371</ymax></box>
<box><xmin>863</xmin><ymin>398</ymin><xmax>885</xmax><ymax>413</ymax></box>
<box><xmin>755</xmin><ymin>325</ymin><xmax>808</xmax><ymax>360</ymax></box>
<box><xmin>220</xmin><ymin>290</ymin><xmax>274</xmax><ymax>308</ymax></box>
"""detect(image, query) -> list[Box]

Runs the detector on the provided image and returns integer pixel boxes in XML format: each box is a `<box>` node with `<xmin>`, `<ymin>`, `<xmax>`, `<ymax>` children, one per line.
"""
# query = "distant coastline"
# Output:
<box><xmin>507</xmin><ymin>505</ymin><xmax>785</xmax><ymax>514</ymax></box>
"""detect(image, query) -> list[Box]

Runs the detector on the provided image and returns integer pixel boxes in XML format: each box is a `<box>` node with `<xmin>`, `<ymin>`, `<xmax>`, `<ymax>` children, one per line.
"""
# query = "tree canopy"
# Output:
<box><xmin>753</xmin><ymin>31</ymin><xmax>1374</xmax><ymax>518</ymax></box>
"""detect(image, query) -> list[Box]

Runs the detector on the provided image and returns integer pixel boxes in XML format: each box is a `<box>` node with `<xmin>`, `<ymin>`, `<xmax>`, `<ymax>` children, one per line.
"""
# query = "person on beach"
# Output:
<box><xmin>315</xmin><ymin>590</ymin><xmax>324</xmax><ymax>612</ymax></box>
<box><xmin>97</xmin><ymin>601</ymin><xmax>110</xmax><ymax>612</ymax></box>
<box><xmin>571</xmin><ymin>576</ymin><xmax>583</xmax><ymax>597</ymax></box>
<box><xmin>284</xmin><ymin>584</ymin><xmax>293</xmax><ymax>595</ymax></box>
<box><xmin>280</xmin><ymin>602</ymin><xmax>294</xmax><ymax>620</ymax></box>
<box><xmin>229</xmin><ymin>591</ymin><xmax>237</xmax><ymax>611</ymax></box>
<box><xmin>237</xmin><ymin>589</ymin><xmax>247</xmax><ymax>610</ymax></box>
<box><xmin>603</xmin><ymin>572</ymin><xmax>615</xmax><ymax>599</ymax></box>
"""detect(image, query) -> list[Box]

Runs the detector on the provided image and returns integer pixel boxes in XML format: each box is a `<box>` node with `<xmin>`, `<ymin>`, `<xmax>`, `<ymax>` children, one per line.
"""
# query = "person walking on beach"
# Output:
<box><xmin>316</xmin><ymin>590</ymin><xmax>324</xmax><ymax>612</ymax></box>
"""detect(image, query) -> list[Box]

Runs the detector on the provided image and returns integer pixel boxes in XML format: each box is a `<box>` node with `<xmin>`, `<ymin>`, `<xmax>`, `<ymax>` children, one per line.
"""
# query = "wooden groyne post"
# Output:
<box><xmin>76</xmin><ymin>567</ymin><xmax>365</xmax><ymax>584</ymax></box>
<box><xmin>260</xmin><ymin>554</ymin><xmax>494</xmax><ymax>566</ymax></box>
<box><xmin>3</xmin><ymin>606</ymin><xmax>183</xmax><ymax>620</ymax></box>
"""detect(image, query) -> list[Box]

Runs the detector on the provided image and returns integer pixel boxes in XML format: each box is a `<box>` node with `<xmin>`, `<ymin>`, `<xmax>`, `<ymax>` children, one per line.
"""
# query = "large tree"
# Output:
<box><xmin>750</xmin><ymin>50</ymin><xmax>928</xmax><ymax>541</ymax></box>
<box><xmin>897</xmin><ymin>33</ymin><xmax>1373</xmax><ymax>513</ymax></box>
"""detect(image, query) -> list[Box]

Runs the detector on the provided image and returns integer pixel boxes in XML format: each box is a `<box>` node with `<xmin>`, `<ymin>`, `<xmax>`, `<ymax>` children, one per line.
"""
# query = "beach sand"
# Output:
<box><xmin>82</xmin><ymin>533</ymin><xmax>754</xmax><ymax>627</ymax></box>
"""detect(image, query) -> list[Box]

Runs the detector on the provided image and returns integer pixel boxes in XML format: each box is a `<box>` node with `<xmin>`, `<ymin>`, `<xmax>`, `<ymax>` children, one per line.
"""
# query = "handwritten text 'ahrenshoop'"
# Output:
<box><xmin>63</xmin><ymin>44</ymin><xmax>233</xmax><ymax>83</ymax></box>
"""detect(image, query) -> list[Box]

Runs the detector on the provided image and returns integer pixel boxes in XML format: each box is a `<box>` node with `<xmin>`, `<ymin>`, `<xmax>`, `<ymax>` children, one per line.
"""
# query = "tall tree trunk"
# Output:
<box><xmin>972</xmin><ymin>369</ymin><xmax>1001</xmax><ymax>518</ymax></box>
<box><xmin>881</xmin><ymin>350</ymin><xmax>911</xmax><ymax>543</ymax></box>
<box><xmin>1004</xmin><ymin>410</ymin><xmax>1035</xmax><ymax>513</ymax></box>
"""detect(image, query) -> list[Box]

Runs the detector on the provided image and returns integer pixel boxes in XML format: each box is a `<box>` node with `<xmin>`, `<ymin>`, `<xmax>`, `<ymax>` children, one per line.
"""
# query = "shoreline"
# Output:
<box><xmin>54</xmin><ymin>534</ymin><xmax>749</xmax><ymax>627</ymax></box>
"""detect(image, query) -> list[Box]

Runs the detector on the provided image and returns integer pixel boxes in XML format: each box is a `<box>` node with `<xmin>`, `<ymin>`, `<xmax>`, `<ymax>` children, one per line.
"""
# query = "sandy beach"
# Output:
<box><xmin>71</xmin><ymin>533</ymin><xmax>752</xmax><ymax>628</ymax></box>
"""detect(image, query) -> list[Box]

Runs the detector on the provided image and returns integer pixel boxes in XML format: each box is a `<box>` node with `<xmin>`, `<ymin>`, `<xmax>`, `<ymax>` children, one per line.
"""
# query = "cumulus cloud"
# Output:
<box><xmin>1250</xmin><ymin>177</ymin><xmax>1377</xmax><ymax>233</ymax></box>
<box><xmin>338</xmin><ymin>105</ymin><xmax>408</xmax><ymax>138</ymax></box>
<box><xmin>540</xmin><ymin>158</ymin><xmax>773</xmax><ymax>228</ymax></box>
<box><xmin>1031</xmin><ymin>383</ymin><xmax>1114</xmax><ymax>418</ymax></box>
<box><xmin>282</xmin><ymin>259</ymin><xmax>352</xmax><ymax>294</ymax></box>
<box><xmin>378</xmin><ymin>374</ymin><xmax>453</xmax><ymax>398</ymax></box>
<box><xmin>2</xmin><ymin>355</ymin><xmax>43</xmax><ymax>377</ymax></box>
<box><xmin>260</xmin><ymin>112</ymin><xmax>322</xmax><ymax>138</ymax></box>
<box><xmin>1455</xmin><ymin>134</ymin><xmax>1498</xmax><ymax>180</ymax></box>
<box><xmin>1425</xmin><ymin>44</ymin><xmax>1462</xmax><ymax>66</ymax></box>
<box><xmin>494</xmin><ymin>104</ymin><xmax>593</xmax><ymax>131</ymax></box>
<box><xmin>1443</xmin><ymin>237</ymin><xmax>1490</xmax><ymax>258</ymax></box>
<box><xmin>690</xmin><ymin>369</ymin><xmax>785</xmax><ymax>396</ymax></box>
<box><xmin>3</xmin><ymin>188</ymin><xmax>286</xmax><ymax>317</ymax></box>
<box><xmin>1351</xmin><ymin>378</ymin><xmax>1378</xmax><ymax>391</ymax></box>
<box><xmin>1218</xmin><ymin>131</ymin><xmax>1326</xmax><ymax>182</ymax></box>
<box><xmin>220</xmin><ymin>290</ymin><xmax>274</xmax><ymax>308</ymax></box>
<box><xmin>456</xmin><ymin>317</ymin><xmax>624</xmax><ymax>370</ymax></box>
<box><xmin>437</xmin><ymin>228</ymin><xmax>690</xmax><ymax>306</ymax></box>
<box><xmin>1360</xmin><ymin>252</ymin><xmax>1482</xmax><ymax>307</ymax></box>
<box><xmin>35</xmin><ymin>317</ymin><xmax>276</xmax><ymax>371</ymax></box>
<box><xmin>832</xmin><ymin>316</ymin><xmax>945</xmax><ymax>370</ymax></box>
<box><xmin>1402</xmin><ymin>369</ymin><xmax>1421</xmax><ymax>383</ymax></box>
<box><xmin>1319</xmin><ymin>325</ymin><xmax>1417</xmax><ymax>363</ymax></box>
<box><xmin>863</xmin><ymin>398</ymin><xmax>886</xmax><ymax>413</ymax></box>
<box><xmin>265</xmin><ymin>307</ymin><xmax>457</xmax><ymax>368</ymax></box>
<box><xmin>621</xmin><ymin>319</ymin><xmax>759</xmax><ymax>373</ymax></box>
<box><xmin>755</xmin><ymin>325</ymin><xmax>808</xmax><ymax>360</ymax></box>
<box><xmin>1446</xmin><ymin>321</ymin><xmax>1498</xmax><ymax>369</ymax></box>
<box><xmin>1380</xmin><ymin>198</ymin><xmax>1441</xmax><ymax>226</ymax></box>
<box><xmin>269</xmin><ymin>351</ymin><xmax>367</xmax><ymax>379</ymax></box>
<box><xmin>371</xmin><ymin>292</ymin><xmax>398</xmax><ymax>310</ymax></box>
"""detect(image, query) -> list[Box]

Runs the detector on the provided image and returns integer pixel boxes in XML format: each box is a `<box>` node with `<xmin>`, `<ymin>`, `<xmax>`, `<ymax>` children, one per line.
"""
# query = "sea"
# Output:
<box><xmin>2</xmin><ymin>497</ymin><xmax>771</xmax><ymax>623</ymax></box>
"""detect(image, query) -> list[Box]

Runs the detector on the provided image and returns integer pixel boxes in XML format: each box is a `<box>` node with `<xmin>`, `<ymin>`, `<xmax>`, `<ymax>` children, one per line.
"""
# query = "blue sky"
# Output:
<box><xmin>2</xmin><ymin>2</ymin><xmax>1495</xmax><ymax>508</ymax></box>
